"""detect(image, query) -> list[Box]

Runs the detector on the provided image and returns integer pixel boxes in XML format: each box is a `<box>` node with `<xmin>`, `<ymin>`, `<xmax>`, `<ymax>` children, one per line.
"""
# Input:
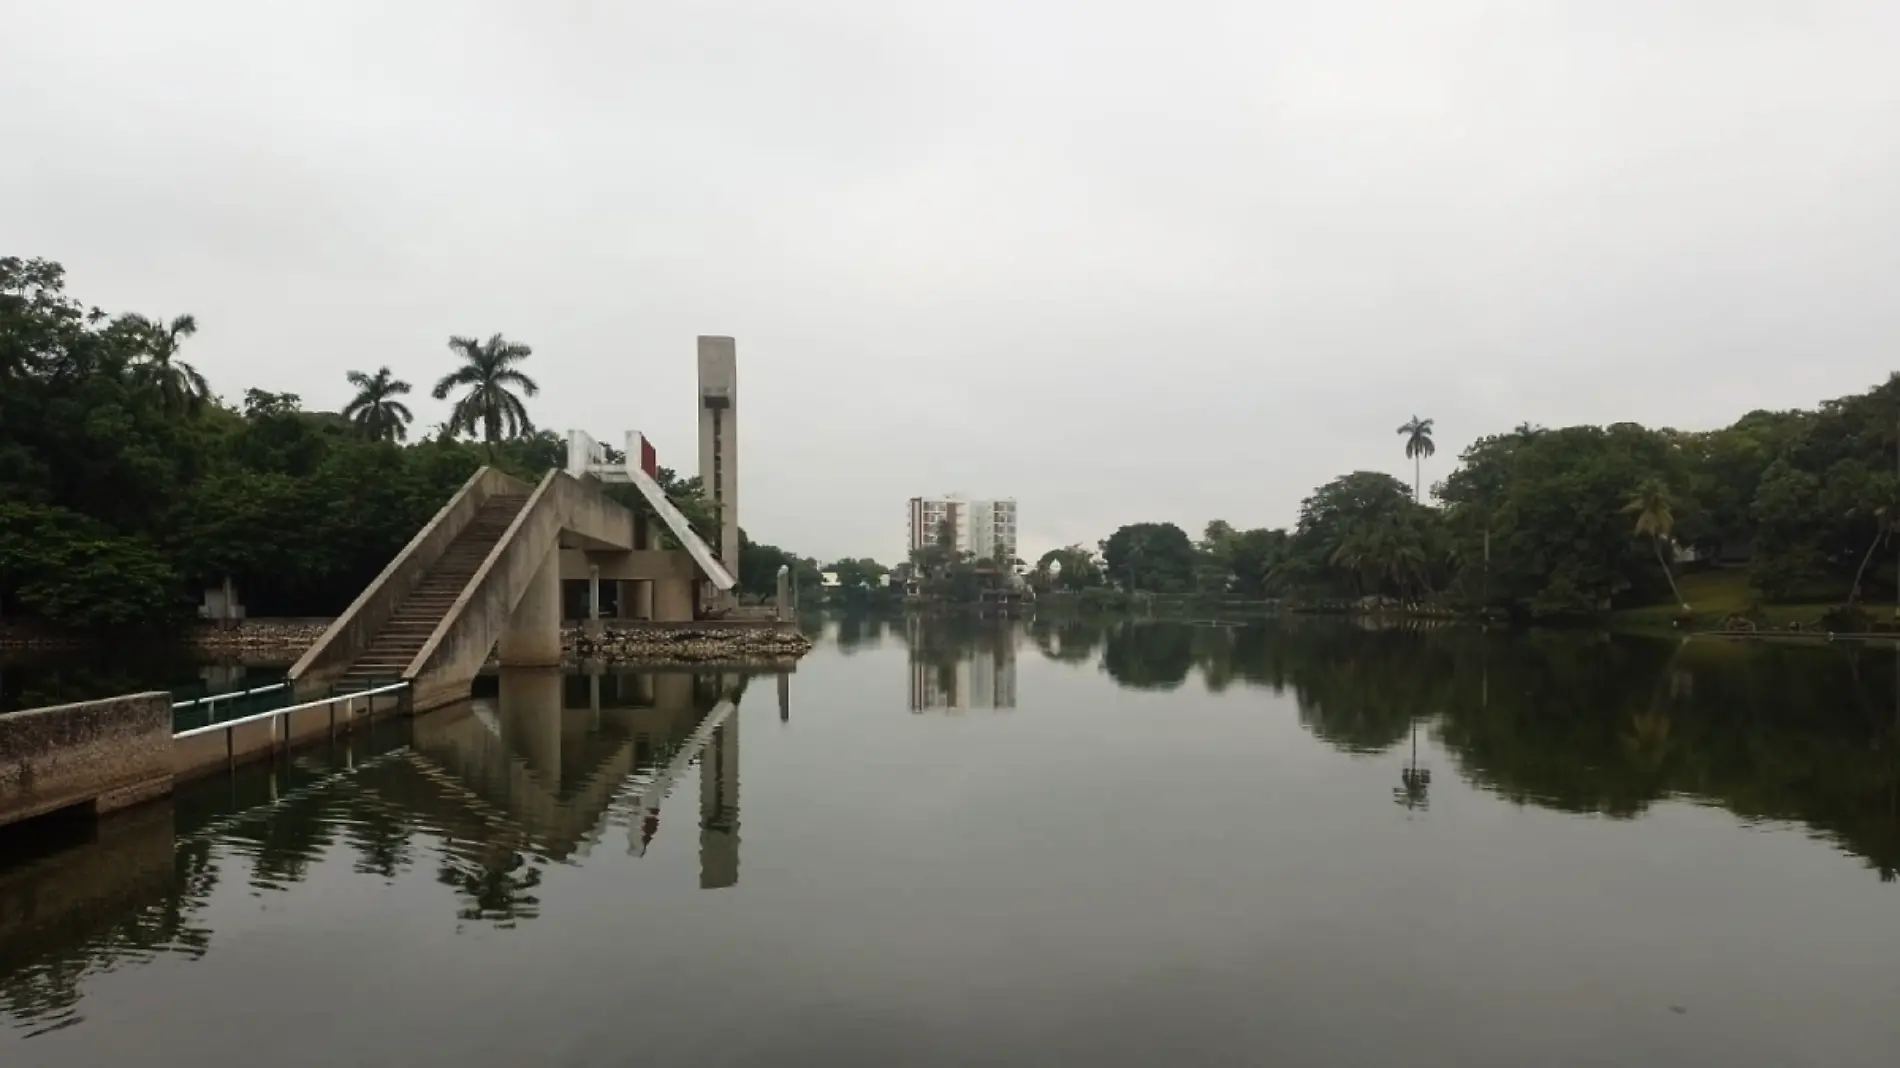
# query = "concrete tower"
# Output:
<box><xmin>697</xmin><ymin>337</ymin><xmax>740</xmax><ymax>583</ymax></box>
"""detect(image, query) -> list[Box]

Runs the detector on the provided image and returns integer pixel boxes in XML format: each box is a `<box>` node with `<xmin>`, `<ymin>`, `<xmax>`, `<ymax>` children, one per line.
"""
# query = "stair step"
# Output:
<box><xmin>339</xmin><ymin>492</ymin><xmax>533</xmax><ymax>678</ymax></box>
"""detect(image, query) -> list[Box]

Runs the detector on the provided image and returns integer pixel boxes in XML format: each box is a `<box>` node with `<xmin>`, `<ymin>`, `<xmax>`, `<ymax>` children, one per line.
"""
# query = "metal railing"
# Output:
<box><xmin>172</xmin><ymin>681</ymin><xmax>288</xmax><ymax>712</ymax></box>
<box><xmin>173</xmin><ymin>682</ymin><xmax>411</xmax><ymax>762</ymax></box>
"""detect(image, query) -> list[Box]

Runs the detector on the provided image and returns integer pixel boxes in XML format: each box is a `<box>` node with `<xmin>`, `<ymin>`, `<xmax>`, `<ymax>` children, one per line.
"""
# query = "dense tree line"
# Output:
<box><xmin>0</xmin><ymin>256</ymin><xmax>788</xmax><ymax>628</ymax></box>
<box><xmin>1045</xmin><ymin>378</ymin><xmax>1900</xmax><ymax>618</ymax></box>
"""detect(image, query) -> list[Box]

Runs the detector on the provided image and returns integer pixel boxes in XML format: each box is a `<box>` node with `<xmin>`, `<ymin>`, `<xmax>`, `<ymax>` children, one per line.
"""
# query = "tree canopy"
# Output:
<box><xmin>0</xmin><ymin>256</ymin><xmax>795</xmax><ymax>627</ymax></box>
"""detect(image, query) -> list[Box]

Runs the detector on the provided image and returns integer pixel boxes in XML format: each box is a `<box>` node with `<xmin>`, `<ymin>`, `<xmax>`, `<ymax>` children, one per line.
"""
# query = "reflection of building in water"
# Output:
<box><xmin>908</xmin><ymin>649</ymin><xmax>1016</xmax><ymax>712</ymax></box>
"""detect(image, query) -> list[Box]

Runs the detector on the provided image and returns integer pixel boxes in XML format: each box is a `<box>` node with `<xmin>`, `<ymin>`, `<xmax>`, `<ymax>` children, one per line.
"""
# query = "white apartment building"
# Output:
<box><xmin>907</xmin><ymin>494</ymin><xmax>1018</xmax><ymax>564</ymax></box>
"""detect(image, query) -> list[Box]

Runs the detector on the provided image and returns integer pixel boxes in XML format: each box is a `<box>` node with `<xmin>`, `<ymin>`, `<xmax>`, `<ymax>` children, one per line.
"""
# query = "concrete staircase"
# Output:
<box><xmin>336</xmin><ymin>494</ymin><xmax>530</xmax><ymax>691</ymax></box>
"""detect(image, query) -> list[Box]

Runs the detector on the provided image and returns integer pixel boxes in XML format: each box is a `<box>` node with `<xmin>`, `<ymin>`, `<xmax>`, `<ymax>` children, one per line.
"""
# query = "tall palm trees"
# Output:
<box><xmin>1626</xmin><ymin>479</ymin><xmax>1690</xmax><ymax>611</ymax></box>
<box><xmin>1398</xmin><ymin>415</ymin><xmax>1435</xmax><ymax>503</ymax></box>
<box><xmin>342</xmin><ymin>366</ymin><xmax>415</xmax><ymax>442</ymax></box>
<box><xmin>431</xmin><ymin>334</ymin><xmax>538</xmax><ymax>449</ymax></box>
<box><xmin>123</xmin><ymin>313</ymin><xmax>208</xmax><ymax>413</ymax></box>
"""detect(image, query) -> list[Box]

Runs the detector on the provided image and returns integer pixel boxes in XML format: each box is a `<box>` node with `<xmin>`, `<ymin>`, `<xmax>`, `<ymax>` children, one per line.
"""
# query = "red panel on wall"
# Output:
<box><xmin>641</xmin><ymin>436</ymin><xmax>658</xmax><ymax>477</ymax></box>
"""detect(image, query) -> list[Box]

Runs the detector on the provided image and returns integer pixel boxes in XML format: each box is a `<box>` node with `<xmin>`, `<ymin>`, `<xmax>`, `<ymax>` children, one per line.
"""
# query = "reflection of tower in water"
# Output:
<box><xmin>699</xmin><ymin>703</ymin><xmax>740</xmax><ymax>890</ymax></box>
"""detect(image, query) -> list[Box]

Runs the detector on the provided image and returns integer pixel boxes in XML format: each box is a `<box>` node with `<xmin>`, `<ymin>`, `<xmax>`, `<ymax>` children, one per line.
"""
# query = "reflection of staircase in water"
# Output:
<box><xmin>607</xmin><ymin>699</ymin><xmax>735</xmax><ymax>861</ymax></box>
<box><xmin>397</xmin><ymin>693</ymin><xmax>741</xmax><ymax>882</ymax></box>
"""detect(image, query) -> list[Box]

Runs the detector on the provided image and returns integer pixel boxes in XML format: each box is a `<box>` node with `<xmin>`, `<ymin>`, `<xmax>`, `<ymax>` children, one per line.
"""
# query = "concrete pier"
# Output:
<box><xmin>0</xmin><ymin>692</ymin><xmax>173</xmax><ymax>829</ymax></box>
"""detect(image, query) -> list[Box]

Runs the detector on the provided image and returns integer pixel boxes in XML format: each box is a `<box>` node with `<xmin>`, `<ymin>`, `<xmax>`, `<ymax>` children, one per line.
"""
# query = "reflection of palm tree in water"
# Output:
<box><xmin>1621</xmin><ymin>636</ymin><xmax>1685</xmax><ymax>782</ymax></box>
<box><xmin>1395</xmin><ymin>719</ymin><xmax>1432</xmax><ymax>811</ymax></box>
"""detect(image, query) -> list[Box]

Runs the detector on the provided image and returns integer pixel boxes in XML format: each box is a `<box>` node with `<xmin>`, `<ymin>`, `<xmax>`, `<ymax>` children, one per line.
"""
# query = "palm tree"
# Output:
<box><xmin>123</xmin><ymin>313</ymin><xmax>208</xmax><ymax>414</ymax></box>
<box><xmin>1850</xmin><ymin>506</ymin><xmax>1891</xmax><ymax>607</ymax></box>
<box><xmin>1398</xmin><ymin>415</ymin><xmax>1435</xmax><ymax>503</ymax></box>
<box><xmin>1626</xmin><ymin>478</ymin><xmax>1689</xmax><ymax>611</ymax></box>
<box><xmin>342</xmin><ymin>366</ymin><xmax>415</xmax><ymax>442</ymax></box>
<box><xmin>431</xmin><ymin>333</ymin><xmax>539</xmax><ymax>450</ymax></box>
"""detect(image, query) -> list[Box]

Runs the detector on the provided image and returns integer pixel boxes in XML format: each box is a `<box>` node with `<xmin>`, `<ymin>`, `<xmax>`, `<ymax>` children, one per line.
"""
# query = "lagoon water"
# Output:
<box><xmin>2</xmin><ymin>617</ymin><xmax>1897</xmax><ymax>1066</ymax></box>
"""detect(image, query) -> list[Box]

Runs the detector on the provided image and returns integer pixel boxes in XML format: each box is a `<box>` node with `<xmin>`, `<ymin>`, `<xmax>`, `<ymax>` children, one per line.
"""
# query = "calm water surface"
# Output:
<box><xmin>3</xmin><ymin>618</ymin><xmax>1898</xmax><ymax>1066</ymax></box>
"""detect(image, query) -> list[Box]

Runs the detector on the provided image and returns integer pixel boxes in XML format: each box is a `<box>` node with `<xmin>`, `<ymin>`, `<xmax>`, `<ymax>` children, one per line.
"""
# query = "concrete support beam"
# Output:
<box><xmin>498</xmin><ymin>548</ymin><xmax>562</xmax><ymax>667</ymax></box>
<box><xmin>652</xmin><ymin>576</ymin><xmax>695</xmax><ymax>622</ymax></box>
<box><xmin>586</xmin><ymin>564</ymin><xmax>602</xmax><ymax>638</ymax></box>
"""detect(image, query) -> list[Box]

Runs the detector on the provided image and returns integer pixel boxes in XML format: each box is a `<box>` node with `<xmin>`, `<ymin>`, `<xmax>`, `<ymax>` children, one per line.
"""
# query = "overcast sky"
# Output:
<box><xmin>5</xmin><ymin>1</ymin><xmax>1897</xmax><ymax>562</ymax></box>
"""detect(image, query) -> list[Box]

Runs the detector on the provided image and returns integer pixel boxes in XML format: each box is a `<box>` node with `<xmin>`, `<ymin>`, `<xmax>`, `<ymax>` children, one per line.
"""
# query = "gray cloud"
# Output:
<box><xmin>6</xmin><ymin>1</ymin><xmax>1897</xmax><ymax>561</ymax></box>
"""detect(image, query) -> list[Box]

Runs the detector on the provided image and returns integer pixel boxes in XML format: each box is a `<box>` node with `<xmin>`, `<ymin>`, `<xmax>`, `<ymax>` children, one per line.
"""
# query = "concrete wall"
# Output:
<box><xmin>0</xmin><ymin>693</ymin><xmax>172</xmax><ymax>828</ymax></box>
<box><xmin>289</xmin><ymin>467</ymin><xmax>531</xmax><ymax>695</ymax></box>
<box><xmin>406</xmin><ymin>470</ymin><xmax>642</xmax><ymax>711</ymax></box>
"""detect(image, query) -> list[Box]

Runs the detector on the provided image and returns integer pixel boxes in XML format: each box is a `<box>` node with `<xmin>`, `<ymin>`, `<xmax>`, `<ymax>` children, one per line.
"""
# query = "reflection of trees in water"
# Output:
<box><xmin>1039</xmin><ymin>617</ymin><xmax>1900</xmax><ymax>880</ymax></box>
<box><xmin>435</xmin><ymin>850</ymin><xmax>543</xmax><ymax>928</ymax></box>
<box><xmin>833</xmin><ymin>613</ymin><xmax>887</xmax><ymax>654</ymax></box>
<box><xmin>1226</xmin><ymin>623</ymin><xmax>1453</xmax><ymax>754</ymax></box>
<box><xmin>1101</xmin><ymin>622</ymin><xmax>1195</xmax><ymax>691</ymax></box>
<box><xmin>1028</xmin><ymin>619</ymin><xmax>1102</xmax><ymax>664</ymax></box>
<box><xmin>0</xmin><ymin>828</ymin><xmax>219</xmax><ymax>1038</ymax></box>
<box><xmin>0</xmin><ymin>648</ymin><xmax>231</xmax><ymax>713</ymax></box>
<box><xmin>905</xmin><ymin>615</ymin><xmax>1019</xmax><ymax>667</ymax></box>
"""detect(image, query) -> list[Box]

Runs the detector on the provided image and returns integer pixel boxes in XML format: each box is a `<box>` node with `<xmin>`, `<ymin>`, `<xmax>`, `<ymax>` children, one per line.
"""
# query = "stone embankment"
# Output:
<box><xmin>189</xmin><ymin>619</ymin><xmax>333</xmax><ymax>652</ymax></box>
<box><xmin>0</xmin><ymin>619</ymin><xmax>331</xmax><ymax>652</ymax></box>
<box><xmin>569</xmin><ymin>625</ymin><xmax>812</xmax><ymax>664</ymax></box>
<box><xmin>4</xmin><ymin>618</ymin><xmax>811</xmax><ymax>664</ymax></box>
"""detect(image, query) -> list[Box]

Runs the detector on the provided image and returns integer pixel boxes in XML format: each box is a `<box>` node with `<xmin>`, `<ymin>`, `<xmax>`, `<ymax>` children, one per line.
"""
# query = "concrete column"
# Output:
<box><xmin>652</xmin><ymin>576</ymin><xmax>694</xmax><ymax>622</ymax></box>
<box><xmin>498</xmin><ymin>548</ymin><xmax>563</xmax><ymax>666</ymax></box>
<box><xmin>697</xmin><ymin>337</ymin><xmax>739</xmax><ymax>607</ymax></box>
<box><xmin>632</xmin><ymin>579</ymin><xmax>654</xmax><ymax>621</ymax></box>
<box><xmin>586</xmin><ymin>564</ymin><xmax>603</xmax><ymax>639</ymax></box>
<box><xmin>776</xmin><ymin>565</ymin><xmax>791</xmax><ymax>621</ymax></box>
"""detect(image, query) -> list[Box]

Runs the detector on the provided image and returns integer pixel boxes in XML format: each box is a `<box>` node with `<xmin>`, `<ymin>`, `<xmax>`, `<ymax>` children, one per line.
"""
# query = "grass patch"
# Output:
<box><xmin>1611</xmin><ymin>569</ymin><xmax>1839</xmax><ymax>630</ymax></box>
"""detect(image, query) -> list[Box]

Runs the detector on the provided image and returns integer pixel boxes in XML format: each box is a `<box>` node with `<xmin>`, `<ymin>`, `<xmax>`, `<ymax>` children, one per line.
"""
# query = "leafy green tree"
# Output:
<box><xmin>0</xmin><ymin>503</ymin><xmax>185</xmax><ymax>626</ymax></box>
<box><xmin>342</xmin><ymin>366</ymin><xmax>415</xmax><ymax>442</ymax></box>
<box><xmin>1439</xmin><ymin>426</ymin><xmax>1683</xmax><ymax>616</ymax></box>
<box><xmin>1228</xmin><ymin>528</ymin><xmax>1290</xmax><ymax>597</ymax></box>
<box><xmin>1291</xmin><ymin>471</ymin><xmax>1429</xmax><ymax>598</ymax></box>
<box><xmin>1101</xmin><ymin>522</ymin><xmax>1196</xmax><ymax>592</ymax></box>
<box><xmin>1398</xmin><ymin>415</ymin><xmax>1435</xmax><ymax>503</ymax></box>
<box><xmin>432</xmin><ymin>333</ymin><xmax>538</xmax><ymax>448</ymax></box>
<box><xmin>737</xmin><ymin>531</ymin><xmax>796</xmax><ymax>595</ymax></box>
<box><xmin>1035</xmin><ymin>545</ymin><xmax>1104</xmax><ymax>591</ymax></box>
